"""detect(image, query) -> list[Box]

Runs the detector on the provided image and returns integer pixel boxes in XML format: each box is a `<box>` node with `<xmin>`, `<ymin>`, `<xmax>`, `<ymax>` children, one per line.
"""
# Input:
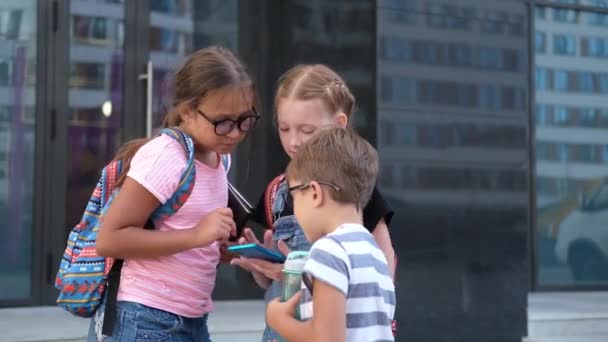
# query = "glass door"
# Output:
<box><xmin>64</xmin><ymin>0</ymin><xmax>125</xmax><ymax>237</ymax></box>
<box><xmin>38</xmin><ymin>0</ymin><xmax>131</xmax><ymax>304</ymax></box>
<box><xmin>0</xmin><ymin>0</ymin><xmax>38</xmax><ymax>303</ymax></box>
<box><xmin>1</xmin><ymin>0</ymin><xmax>263</xmax><ymax>306</ymax></box>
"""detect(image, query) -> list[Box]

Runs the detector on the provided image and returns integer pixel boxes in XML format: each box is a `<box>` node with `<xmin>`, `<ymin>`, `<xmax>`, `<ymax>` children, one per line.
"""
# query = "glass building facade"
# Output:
<box><xmin>1</xmin><ymin>0</ymin><xmax>608</xmax><ymax>341</ymax></box>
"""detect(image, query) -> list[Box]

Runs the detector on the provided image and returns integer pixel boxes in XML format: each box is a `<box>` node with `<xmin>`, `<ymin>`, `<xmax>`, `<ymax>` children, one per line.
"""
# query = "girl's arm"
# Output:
<box><xmin>96</xmin><ymin>177</ymin><xmax>235</xmax><ymax>259</ymax></box>
<box><xmin>231</xmin><ymin>228</ymin><xmax>290</xmax><ymax>289</ymax></box>
<box><xmin>372</xmin><ymin>218</ymin><xmax>396</xmax><ymax>277</ymax></box>
<box><xmin>268</xmin><ymin>280</ymin><xmax>346</xmax><ymax>342</ymax></box>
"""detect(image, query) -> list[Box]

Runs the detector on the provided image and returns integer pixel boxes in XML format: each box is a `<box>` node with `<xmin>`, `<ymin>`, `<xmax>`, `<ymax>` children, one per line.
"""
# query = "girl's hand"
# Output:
<box><xmin>231</xmin><ymin>228</ymin><xmax>291</xmax><ymax>286</ymax></box>
<box><xmin>237</xmin><ymin>258</ymin><xmax>284</xmax><ymax>281</ymax></box>
<box><xmin>192</xmin><ymin>208</ymin><xmax>236</xmax><ymax>247</ymax></box>
<box><xmin>231</xmin><ymin>228</ymin><xmax>273</xmax><ymax>287</ymax></box>
<box><xmin>238</xmin><ymin>227</ymin><xmax>266</xmax><ymax>245</ymax></box>
<box><xmin>266</xmin><ymin>291</ymin><xmax>302</xmax><ymax>331</ymax></box>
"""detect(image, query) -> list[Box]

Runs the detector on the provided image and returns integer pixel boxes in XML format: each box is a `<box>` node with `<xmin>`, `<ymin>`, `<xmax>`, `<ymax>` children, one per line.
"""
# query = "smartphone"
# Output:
<box><xmin>227</xmin><ymin>243</ymin><xmax>286</xmax><ymax>263</ymax></box>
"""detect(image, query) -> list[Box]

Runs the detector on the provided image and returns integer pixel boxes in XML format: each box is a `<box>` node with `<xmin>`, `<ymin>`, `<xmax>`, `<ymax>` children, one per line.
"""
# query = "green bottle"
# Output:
<box><xmin>281</xmin><ymin>251</ymin><xmax>309</xmax><ymax>318</ymax></box>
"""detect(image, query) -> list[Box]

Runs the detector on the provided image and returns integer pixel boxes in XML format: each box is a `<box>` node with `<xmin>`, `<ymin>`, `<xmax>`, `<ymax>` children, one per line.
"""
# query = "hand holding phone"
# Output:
<box><xmin>227</xmin><ymin>243</ymin><xmax>286</xmax><ymax>263</ymax></box>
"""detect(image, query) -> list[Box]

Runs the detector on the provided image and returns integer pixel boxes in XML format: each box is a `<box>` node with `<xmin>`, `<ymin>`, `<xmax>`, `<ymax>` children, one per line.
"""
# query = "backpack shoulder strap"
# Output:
<box><xmin>151</xmin><ymin>128</ymin><xmax>196</xmax><ymax>221</ymax></box>
<box><xmin>101</xmin><ymin>160</ymin><xmax>122</xmax><ymax>205</ymax></box>
<box><xmin>264</xmin><ymin>174</ymin><xmax>285</xmax><ymax>230</ymax></box>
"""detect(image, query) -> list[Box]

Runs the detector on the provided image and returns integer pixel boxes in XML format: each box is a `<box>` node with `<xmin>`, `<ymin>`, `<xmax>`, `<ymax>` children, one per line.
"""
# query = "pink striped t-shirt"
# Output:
<box><xmin>117</xmin><ymin>134</ymin><xmax>228</xmax><ymax>317</ymax></box>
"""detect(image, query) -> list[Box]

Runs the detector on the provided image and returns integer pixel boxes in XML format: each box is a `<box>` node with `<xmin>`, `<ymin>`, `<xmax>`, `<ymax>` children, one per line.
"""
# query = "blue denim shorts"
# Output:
<box><xmin>88</xmin><ymin>301</ymin><xmax>210</xmax><ymax>342</ymax></box>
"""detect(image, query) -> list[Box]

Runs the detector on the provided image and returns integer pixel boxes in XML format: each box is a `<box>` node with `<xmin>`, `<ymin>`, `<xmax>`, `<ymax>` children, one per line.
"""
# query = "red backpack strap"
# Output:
<box><xmin>264</xmin><ymin>174</ymin><xmax>285</xmax><ymax>230</ymax></box>
<box><xmin>103</xmin><ymin>160</ymin><xmax>123</xmax><ymax>203</ymax></box>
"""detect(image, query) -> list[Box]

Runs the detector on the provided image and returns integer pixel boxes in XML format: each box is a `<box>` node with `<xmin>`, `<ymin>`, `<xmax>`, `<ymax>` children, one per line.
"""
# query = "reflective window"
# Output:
<box><xmin>553</xmin><ymin>34</ymin><xmax>577</xmax><ymax>55</ymax></box>
<box><xmin>536</xmin><ymin>6</ymin><xmax>547</xmax><ymax>19</ymax></box>
<box><xmin>554</xmin><ymin>70</ymin><xmax>569</xmax><ymax>91</ymax></box>
<box><xmin>0</xmin><ymin>0</ymin><xmax>36</xmax><ymax>300</ymax></box>
<box><xmin>555</xmin><ymin>106</ymin><xmax>568</xmax><ymax>124</ymax></box>
<box><xmin>581</xmin><ymin>36</ymin><xmax>608</xmax><ymax>58</ymax></box>
<box><xmin>378</xmin><ymin>3</ymin><xmax>529</xmax><ymax>337</ymax></box>
<box><xmin>553</xmin><ymin>0</ymin><xmax>578</xmax><ymax>23</ymax></box>
<box><xmin>72</xmin><ymin>15</ymin><xmax>123</xmax><ymax>46</ymax></box>
<box><xmin>426</xmin><ymin>3</ymin><xmax>474</xmax><ymax>31</ymax></box>
<box><xmin>536</xmin><ymin>31</ymin><xmax>547</xmax><ymax>53</ymax></box>
<box><xmin>480</xmin><ymin>85</ymin><xmax>500</xmax><ymax>110</ymax></box>
<box><xmin>69</xmin><ymin>63</ymin><xmax>106</xmax><ymax>89</ymax></box>
<box><xmin>578</xmin><ymin>71</ymin><xmax>595</xmax><ymax>93</ymax></box>
<box><xmin>381</xmin><ymin>36</ymin><xmax>413</xmax><ymax>62</ymax></box>
<box><xmin>600</xmin><ymin>74</ymin><xmax>608</xmax><ymax>92</ymax></box>
<box><xmin>378</xmin><ymin>0</ymin><xmax>417</xmax><ymax>25</ymax></box>
<box><xmin>580</xmin><ymin>108</ymin><xmax>597</xmax><ymax>126</ymax></box>
<box><xmin>480</xmin><ymin>9</ymin><xmax>506</xmax><ymax>34</ymax></box>
<box><xmin>536</xmin><ymin>67</ymin><xmax>550</xmax><ymax>90</ymax></box>
<box><xmin>380</xmin><ymin>164</ymin><xmax>395</xmax><ymax>187</ymax></box>
<box><xmin>585</xmin><ymin>0</ymin><xmax>608</xmax><ymax>26</ymax></box>
<box><xmin>283</xmin><ymin>0</ymin><xmax>375</xmax><ymax>136</ymax></box>
<box><xmin>479</xmin><ymin>47</ymin><xmax>502</xmax><ymax>69</ymax></box>
<box><xmin>536</xmin><ymin>5</ymin><xmax>608</xmax><ymax>285</ymax></box>
<box><xmin>448</xmin><ymin>43</ymin><xmax>473</xmax><ymax>67</ymax></box>
<box><xmin>380</xmin><ymin>121</ymin><xmax>394</xmax><ymax>146</ymax></box>
<box><xmin>65</xmin><ymin>0</ymin><xmax>125</xmax><ymax>241</ymax></box>
<box><xmin>536</xmin><ymin>104</ymin><xmax>549</xmax><ymax>125</ymax></box>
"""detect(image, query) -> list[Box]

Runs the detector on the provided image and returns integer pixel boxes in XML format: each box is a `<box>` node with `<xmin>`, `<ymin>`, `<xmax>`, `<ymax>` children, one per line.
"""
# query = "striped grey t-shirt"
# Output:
<box><xmin>299</xmin><ymin>223</ymin><xmax>396</xmax><ymax>341</ymax></box>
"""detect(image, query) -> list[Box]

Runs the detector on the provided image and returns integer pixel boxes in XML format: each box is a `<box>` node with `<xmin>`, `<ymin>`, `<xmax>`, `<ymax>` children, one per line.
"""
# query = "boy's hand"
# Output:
<box><xmin>266</xmin><ymin>291</ymin><xmax>302</xmax><ymax>331</ymax></box>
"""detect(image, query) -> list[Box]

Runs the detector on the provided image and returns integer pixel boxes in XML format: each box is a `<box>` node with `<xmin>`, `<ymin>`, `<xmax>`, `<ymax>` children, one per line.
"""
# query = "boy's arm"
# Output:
<box><xmin>308</xmin><ymin>279</ymin><xmax>346</xmax><ymax>342</ymax></box>
<box><xmin>268</xmin><ymin>280</ymin><xmax>347</xmax><ymax>342</ymax></box>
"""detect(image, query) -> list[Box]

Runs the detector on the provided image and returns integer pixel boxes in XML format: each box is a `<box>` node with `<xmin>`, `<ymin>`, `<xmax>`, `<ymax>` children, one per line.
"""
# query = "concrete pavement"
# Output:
<box><xmin>0</xmin><ymin>300</ymin><xmax>265</xmax><ymax>342</ymax></box>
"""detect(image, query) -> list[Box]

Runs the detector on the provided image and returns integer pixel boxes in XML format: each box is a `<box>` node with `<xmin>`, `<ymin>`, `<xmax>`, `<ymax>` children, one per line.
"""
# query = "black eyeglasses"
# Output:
<box><xmin>287</xmin><ymin>181</ymin><xmax>341</xmax><ymax>194</ymax></box>
<box><xmin>197</xmin><ymin>107</ymin><xmax>260</xmax><ymax>136</ymax></box>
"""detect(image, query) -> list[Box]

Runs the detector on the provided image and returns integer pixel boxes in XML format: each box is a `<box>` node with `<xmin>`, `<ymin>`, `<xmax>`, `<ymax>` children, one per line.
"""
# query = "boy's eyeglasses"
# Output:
<box><xmin>287</xmin><ymin>181</ymin><xmax>341</xmax><ymax>194</ymax></box>
<box><xmin>197</xmin><ymin>107</ymin><xmax>260</xmax><ymax>136</ymax></box>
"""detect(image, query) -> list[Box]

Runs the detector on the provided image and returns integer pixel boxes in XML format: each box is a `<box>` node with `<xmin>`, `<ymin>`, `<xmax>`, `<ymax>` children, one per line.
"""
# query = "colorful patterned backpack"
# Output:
<box><xmin>55</xmin><ymin>128</ymin><xmax>229</xmax><ymax>321</ymax></box>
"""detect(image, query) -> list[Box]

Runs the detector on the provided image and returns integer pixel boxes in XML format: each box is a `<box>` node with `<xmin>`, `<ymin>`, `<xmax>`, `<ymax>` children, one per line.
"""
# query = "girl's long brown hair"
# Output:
<box><xmin>113</xmin><ymin>46</ymin><xmax>255</xmax><ymax>186</ymax></box>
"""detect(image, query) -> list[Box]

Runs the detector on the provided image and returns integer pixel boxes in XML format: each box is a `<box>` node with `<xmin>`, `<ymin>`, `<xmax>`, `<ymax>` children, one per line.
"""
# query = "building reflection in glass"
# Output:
<box><xmin>285</xmin><ymin>0</ymin><xmax>375</xmax><ymax>140</ymax></box>
<box><xmin>66</xmin><ymin>0</ymin><xmax>125</xmax><ymax>233</ymax></box>
<box><xmin>149</xmin><ymin>0</ymin><xmax>239</xmax><ymax>129</ymax></box>
<box><xmin>534</xmin><ymin>3</ymin><xmax>608</xmax><ymax>286</ymax></box>
<box><xmin>0</xmin><ymin>0</ymin><xmax>37</xmax><ymax>300</ymax></box>
<box><xmin>377</xmin><ymin>1</ymin><xmax>529</xmax><ymax>340</ymax></box>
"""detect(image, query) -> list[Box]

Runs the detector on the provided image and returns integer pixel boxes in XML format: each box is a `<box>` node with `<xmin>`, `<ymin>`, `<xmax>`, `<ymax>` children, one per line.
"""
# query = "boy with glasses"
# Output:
<box><xmin>266</xmin><ymin>127</ymin><xmax>396</xmax><ymax>342</ymax></box>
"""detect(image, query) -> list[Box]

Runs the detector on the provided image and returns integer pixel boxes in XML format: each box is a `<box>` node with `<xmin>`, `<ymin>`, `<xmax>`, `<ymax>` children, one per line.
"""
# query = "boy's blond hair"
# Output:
<box><xmin>286</xmin><ymin>128</ymin><xmax>378</xmax><ymax>210</ymax></box>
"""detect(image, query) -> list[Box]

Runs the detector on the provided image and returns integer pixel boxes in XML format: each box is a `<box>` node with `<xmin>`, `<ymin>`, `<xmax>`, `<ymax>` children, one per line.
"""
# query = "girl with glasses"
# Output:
<box><xmin>92</xmin><ymin>46</ymin><xmax>258</xmax><ymax>342</ymax></box>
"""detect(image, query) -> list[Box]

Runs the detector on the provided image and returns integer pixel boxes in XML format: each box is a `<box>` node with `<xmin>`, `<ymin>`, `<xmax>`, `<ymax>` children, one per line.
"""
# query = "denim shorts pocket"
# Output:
<box><xmin>133</xmin><ymin>304</ymin><xmax>182</xmax><ymax>341</ymax></box>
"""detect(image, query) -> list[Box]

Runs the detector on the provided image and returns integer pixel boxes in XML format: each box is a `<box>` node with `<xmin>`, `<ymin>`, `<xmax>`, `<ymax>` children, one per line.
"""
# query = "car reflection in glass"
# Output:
<box><xmin>555</xmin><ymin>181</ymin><xmax>608</xmax><ymax>282</ymax></box>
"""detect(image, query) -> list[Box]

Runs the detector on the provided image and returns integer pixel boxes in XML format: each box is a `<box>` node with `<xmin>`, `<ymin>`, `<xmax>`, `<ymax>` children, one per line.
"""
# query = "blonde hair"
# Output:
<box><xmin>286</xmin><ymin>127</ymin><xmax>378</xmax><ymax>210</ymax></box>
<box><xmin>274</xmin><ymin>64</ymin><xmax>355</xmax><ymax>122</ymax></box>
